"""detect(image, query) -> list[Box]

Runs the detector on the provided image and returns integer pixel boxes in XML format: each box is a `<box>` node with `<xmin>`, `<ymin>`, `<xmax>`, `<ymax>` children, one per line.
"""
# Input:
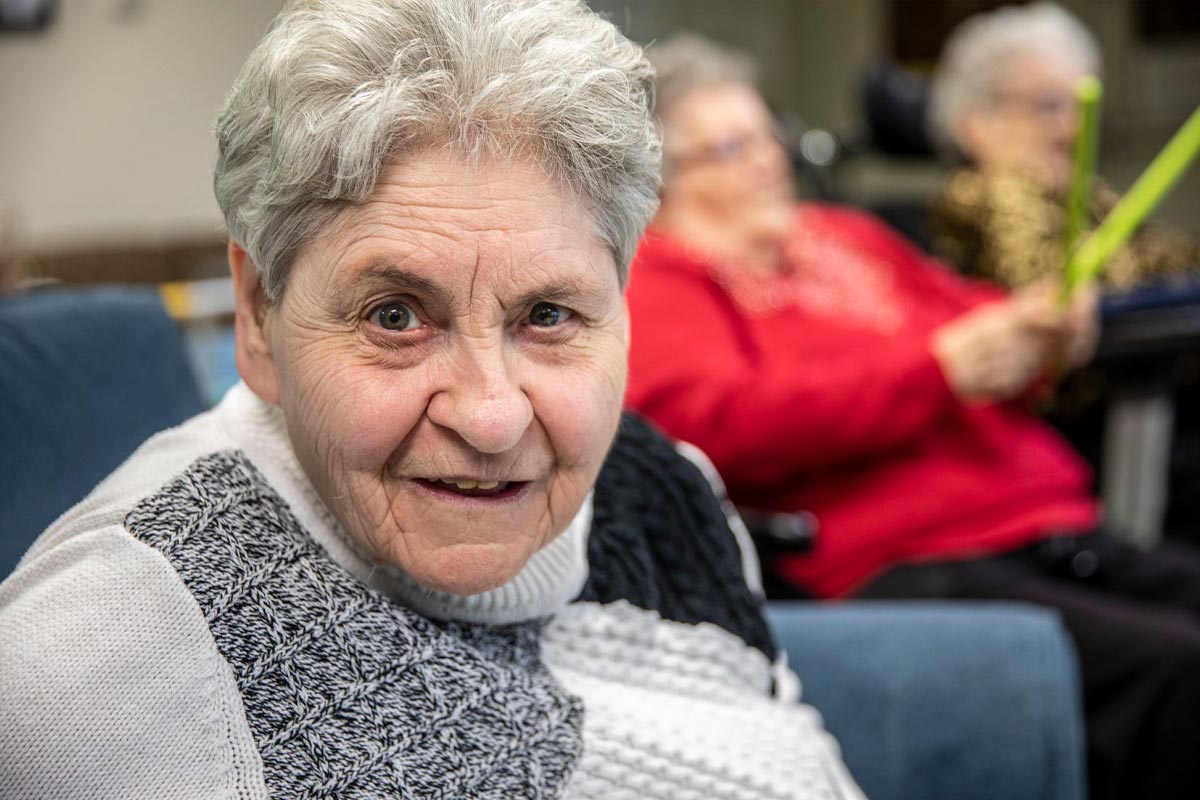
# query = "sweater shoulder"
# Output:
<box><xmin>582</xmin><ymin>413</ymin><xmax>777</xmax><ymax>659</ymax></box>
<box><xmin>0</xmin><ymin>523</ymin><xmax>267</xmax><ymax>799</ymax></box>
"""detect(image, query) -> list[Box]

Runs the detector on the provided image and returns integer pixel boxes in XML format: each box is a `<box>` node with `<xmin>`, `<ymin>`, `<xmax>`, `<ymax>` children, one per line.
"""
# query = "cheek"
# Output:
<box><xmin>977</xmin><ymin>116</ymin><xmax>1011</xmax><ymax>147</ymax></box>
<box><xmin>1015</xmin><ymin>120</ymin><xmax>1050</xmax><ymax>150</ymax></box>
<box><xmin>532</xmin><ymin>336</ymin><xmax>627</xmax><ymax>476</ymax></box>
<box><xmin>328</xmin><ymin>378</ymin><xmax>428</xmax><ymax>470</ymax></box>
<box><xmin>274</xmin><ymin>334</ymin><xmax>432</xmax><ymax>475</ymax></box>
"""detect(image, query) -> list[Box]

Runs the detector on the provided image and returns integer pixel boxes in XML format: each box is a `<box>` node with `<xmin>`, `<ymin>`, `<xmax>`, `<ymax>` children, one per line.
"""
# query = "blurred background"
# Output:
<box><xmin>3</xmin><ymin>0</ymin><xmax>1197</xmax><ymax>279</ymax></box>
<box><xmin>2</xmin><ymin>0</ymin><xmax>1199</xmax><ymax>545</ymax></box>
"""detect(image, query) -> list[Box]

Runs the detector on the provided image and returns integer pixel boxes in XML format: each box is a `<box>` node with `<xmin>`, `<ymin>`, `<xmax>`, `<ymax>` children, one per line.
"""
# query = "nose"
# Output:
<box><xmin>426</xmin><ymin>340</ymin><xmax>533</xmax><ymax>454</ymax></box>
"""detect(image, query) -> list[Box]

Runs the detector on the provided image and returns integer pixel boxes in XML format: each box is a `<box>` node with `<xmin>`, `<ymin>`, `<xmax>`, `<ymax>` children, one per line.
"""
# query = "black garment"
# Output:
<box><xmin>581</xmin><ymin>413</ymin><xmax>777</xmax><ymax>659</ymax></box>
<box><xmin>856</xmin><ymin>530</ymin><xmax>1200</xmax><ymax>800</ymax></box>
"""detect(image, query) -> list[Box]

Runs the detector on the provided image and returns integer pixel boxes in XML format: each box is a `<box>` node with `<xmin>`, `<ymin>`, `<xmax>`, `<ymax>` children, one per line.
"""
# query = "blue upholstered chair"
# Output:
<box><xmin>769</xmin><ymin>602</ymin><xmax>1086</xmax><ymax>800</ymax></box>
<box><xmin>0</xmin><ymin>284</ymin><xmax>1087</xmax><ymax>800</ymax></box>
<box><xmin>0</xmin><ymin>285</ymin><xmax>206</xmax><ymax>575</ymax></box>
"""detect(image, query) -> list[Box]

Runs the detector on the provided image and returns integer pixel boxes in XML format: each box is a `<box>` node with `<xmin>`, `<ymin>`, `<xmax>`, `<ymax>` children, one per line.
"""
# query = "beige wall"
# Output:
<box><xmin>6</xmin><ymin>0</ymin><xmax>883</xmax><ymax>255</ymax></box>
<box><xmin>0</xmin><ymin>0</ymin><xmax>282</xmax><ymax>252</ymax></box>
<box><xmin>1</xmin><ymin>0</ymin><xmax>1195</xmax><ymax>255</ymax></box>
<box><xmin>591</xmin><ymin>0</ymin><xmax>884</xmax><ymax>132</ymax></box>
<box><xmin>601</xmin><ymin>0</ymin><xmax>1198</xmax><ymax>235</ymax></box>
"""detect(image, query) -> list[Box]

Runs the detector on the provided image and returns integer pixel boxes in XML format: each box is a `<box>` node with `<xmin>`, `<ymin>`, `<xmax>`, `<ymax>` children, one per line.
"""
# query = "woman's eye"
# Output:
<box><xmin>374</xmin><ymin>302</ymin><xmax>419</xmax><ymax>331</ymax></box>
<box><xmin>528</xmin><ymin>302</ymin><xmax>571</xmax><ymax>328</ymax></box>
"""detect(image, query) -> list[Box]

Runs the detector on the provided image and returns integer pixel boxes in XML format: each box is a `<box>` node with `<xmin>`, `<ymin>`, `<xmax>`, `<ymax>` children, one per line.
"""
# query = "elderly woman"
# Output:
<box><xmin>626</xmin><ymin>32</ymin><xmax>1200</xmax><ymax>800</ymax></box>
<box><xmin>0</xmin><ymin>2</ymin><xmax>863</xmax><ymax>798</ymax></box>
<box><xmin>927</xmin><ymin>2</ymin><xmax>1200</xmax><ymax>289</ymax></box>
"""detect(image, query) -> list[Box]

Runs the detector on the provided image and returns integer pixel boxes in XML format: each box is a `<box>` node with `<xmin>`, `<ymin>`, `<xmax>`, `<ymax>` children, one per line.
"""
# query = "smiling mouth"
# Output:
<box><xmin>414</xmin><ymin>477</ymin><xmax>529</xmax><ymax>499</ymax></box>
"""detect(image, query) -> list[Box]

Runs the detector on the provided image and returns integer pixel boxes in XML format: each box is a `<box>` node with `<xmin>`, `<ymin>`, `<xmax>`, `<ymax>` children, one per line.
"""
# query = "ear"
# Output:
<box><xmin>228</xmin><ymin>240</ymin><xmax>281</xmax><ymax>404</ymax></box>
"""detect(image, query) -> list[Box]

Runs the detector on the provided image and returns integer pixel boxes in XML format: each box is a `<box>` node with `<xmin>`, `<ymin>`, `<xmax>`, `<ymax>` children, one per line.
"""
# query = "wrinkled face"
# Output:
<box><xmin>661</xmin><ymin>83</ymin><xmax>794</xmax><ymax>234</ymax></box>
<box><xmin>246</xmin><ymin>150</ymin><xmax>627</xmax><ymax>596</ymax></box>
<box><xmin>960</xmin><ymin>52</ymin><xmax>1089</xmax><ymax>191</ymax></box>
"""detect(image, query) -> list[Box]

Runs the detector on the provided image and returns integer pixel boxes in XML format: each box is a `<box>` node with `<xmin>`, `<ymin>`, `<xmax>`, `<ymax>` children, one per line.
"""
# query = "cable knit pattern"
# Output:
<box><xmin>547</xmin><ymin>417</ymin><xmax>855</xmax><ymax>799</ymax></box>
<box><xmin>582</xmin><ymin>414</ymin><xmax>777</xmax><ymax>659</ymax></box>
<box><xmin>544</xmin><ymin>602</ymin><xmax>853</xmax><ymax>800</ymax></box>
<box><xmin>124</xmin><ymin>450</ymin><xmax>583</xmax><ymax>800</ymax></box>
<box><xmin>545</xmin><ymin>600</ymin><xmax>773</xmax><ymax>702</ymax></box>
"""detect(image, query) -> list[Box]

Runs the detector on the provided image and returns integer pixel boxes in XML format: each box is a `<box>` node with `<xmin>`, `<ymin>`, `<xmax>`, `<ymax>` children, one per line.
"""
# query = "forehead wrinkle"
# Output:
<box><xmin>326</xmin><ymin>154</ymin><xmax>611</xmax><ymax>317</ymax></box>
<box><xmin>467</xmin><ymin>242</ymin><xmax>482</xmax><ymax>314</ymax></box>
<box><xmin>352</xmin><ymin>201</ymin><xmax>474</xmax><ymax>248</ymax></box>
<box><xmin>371</xmin><ymin>169</ymin><xmax>551</xmax><ymax>225</ymax></box>
<box><xmin>338</xmin><ymin>229</ymin><xmax>607</xmax><ymax>317</ymax></box>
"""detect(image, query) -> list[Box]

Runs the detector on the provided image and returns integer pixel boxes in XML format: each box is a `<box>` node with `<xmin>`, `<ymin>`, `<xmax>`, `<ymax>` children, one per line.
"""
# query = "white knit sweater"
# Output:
<box><xmin>0</xmin><ymin>383</ymin><xmax>863</xmax><ymax>800</ymax></box>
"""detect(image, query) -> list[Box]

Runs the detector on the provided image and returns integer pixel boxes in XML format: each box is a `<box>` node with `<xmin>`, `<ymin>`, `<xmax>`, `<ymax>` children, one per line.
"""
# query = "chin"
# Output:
<box><xmin>404</xmin><ymin>541</ymin><xmax>531</xmax><ymax>597</ymax></box>
<box><xmin>756</xmin><ymin>200</ymin><xmax>794</xmax><ymax>239</ymax></box>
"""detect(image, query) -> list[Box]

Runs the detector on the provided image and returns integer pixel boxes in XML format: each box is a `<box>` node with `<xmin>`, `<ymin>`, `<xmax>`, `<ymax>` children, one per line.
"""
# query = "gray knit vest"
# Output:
<box><xmin>125</xmin><ymin>451</ymin><xmax>582</xmax><ymax>799</ymax></box>
<box><xmin>125</xmin><ymin>413</ymin><xmax>772</xmax><ymax>799</ymax></box>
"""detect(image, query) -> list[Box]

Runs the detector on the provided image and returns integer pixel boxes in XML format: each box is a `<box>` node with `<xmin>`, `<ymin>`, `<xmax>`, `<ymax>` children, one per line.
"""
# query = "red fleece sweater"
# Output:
<box><xmin>625</xmin><ymin>204</ymin><xmax>1098</xmax><ymax>598</ymax></box>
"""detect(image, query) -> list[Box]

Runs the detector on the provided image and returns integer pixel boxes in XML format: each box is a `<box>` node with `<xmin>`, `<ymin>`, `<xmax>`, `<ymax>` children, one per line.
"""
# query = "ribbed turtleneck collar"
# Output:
<box><xmin>212</xmin><ymin>383</ymin><xmax>591</xmax><ymax>625</ymax></box>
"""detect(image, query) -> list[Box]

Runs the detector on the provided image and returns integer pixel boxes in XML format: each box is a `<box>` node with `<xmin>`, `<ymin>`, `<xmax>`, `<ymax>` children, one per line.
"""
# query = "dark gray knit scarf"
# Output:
<box><xmin>126</xmin><ymin>451</ymin><xmax>582</xmax><ymax>800</ymax></box>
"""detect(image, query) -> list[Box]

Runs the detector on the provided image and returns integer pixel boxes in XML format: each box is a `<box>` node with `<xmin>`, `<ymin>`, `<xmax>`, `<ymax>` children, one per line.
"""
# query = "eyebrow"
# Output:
<box><xmin>346</xmin><ymin>263</ymin><xmax>602</xmax><ymax>312</ymax></box>
<box><xmin>351</xmin><ymin>263</ymin><xmax>451</xmax><ymax>305</ymax></box>
<box><xmin>509</xmin><ymin>277</ymin><xmax>595</xmax><ymax>312</ymax></box>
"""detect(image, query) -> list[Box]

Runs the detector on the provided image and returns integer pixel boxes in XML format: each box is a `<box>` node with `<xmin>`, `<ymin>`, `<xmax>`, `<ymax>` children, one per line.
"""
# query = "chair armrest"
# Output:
<box><xmin>767</xmin><ymin>601</ymin><xmax>1086</xmax><ymax>800</ymax></box>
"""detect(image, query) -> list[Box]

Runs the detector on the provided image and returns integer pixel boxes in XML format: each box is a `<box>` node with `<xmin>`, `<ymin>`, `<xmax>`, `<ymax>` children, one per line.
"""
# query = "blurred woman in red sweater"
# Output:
<box><xmin>626</xmin><ymin>33</ymin><xmax>1200</xmax><ymax>800</ymax></box>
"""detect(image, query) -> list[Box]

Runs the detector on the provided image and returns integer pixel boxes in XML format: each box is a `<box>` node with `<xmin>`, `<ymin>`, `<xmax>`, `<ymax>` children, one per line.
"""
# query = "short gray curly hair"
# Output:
<box><xmin>214</xmin><ymin>0</ymin><xmax>660</xmax><ymax>300</ymax></box>
<box><xmin>927</xmin><ymin>2</ymin><xmax>1100</xmax><ymax>155</ymax></box>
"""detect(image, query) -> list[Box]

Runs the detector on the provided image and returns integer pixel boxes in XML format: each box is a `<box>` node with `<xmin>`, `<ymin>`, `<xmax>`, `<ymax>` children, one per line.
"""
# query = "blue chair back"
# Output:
<box><xmin>0</xmin><ymin>286</ymin><xmax>207</xmax><ymax>576</ymax></box>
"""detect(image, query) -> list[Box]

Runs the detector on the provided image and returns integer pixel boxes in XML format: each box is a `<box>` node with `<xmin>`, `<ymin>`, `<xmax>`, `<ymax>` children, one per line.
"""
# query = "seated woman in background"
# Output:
<box><xmin>926</xmin><ymin>2</ymin><xmax>1200</xmax><ymax>290</ymax></box>
<box><xmin>0</xmin><ymin>3</ymin><xmax>864</xmax><ymax>798</ymax></box>
<box><xmin>626</xmin><ymin>32</ymin><xmax>1200</xmax><ymax>800</ymax></box>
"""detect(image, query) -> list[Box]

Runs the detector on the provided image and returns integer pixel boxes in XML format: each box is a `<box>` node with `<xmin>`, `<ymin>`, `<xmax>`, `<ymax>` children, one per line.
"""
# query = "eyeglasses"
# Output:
<box><xmin>667</xmin><ymin>126</ymin><xmax>787</xmax><ymax>171</ymax></box>
<box><xmin>992</xmin><ymin>90</ymin><xmax>1077</xmax><ymax>121</ymax></box>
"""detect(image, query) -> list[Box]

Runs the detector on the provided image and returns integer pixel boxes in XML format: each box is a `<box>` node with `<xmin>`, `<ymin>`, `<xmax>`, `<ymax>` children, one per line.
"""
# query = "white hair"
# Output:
<box><xmin>927</xmin><ymin>2</ymin><xmax>1100</xmax><ymax>156</ymax></box>
<box><xmin>214</xmin><ymin>0</ymin><xmax>660</xmax><ymax>300</ymax></box>
<box><xmin>646</xmin><ymin>33</ymin><xmax>759</xmax><ymax>125</ymax></box>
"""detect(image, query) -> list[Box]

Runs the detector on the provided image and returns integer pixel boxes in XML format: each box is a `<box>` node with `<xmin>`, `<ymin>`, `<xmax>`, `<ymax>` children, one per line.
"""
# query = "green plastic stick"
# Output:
<box><xmin>1065</xmin><ymin>104</ymin><xmax>1200</xmax><ymax>294</ymax></box>
<box><xmin>1064</xmin><ymin>76</ymin><xmax>1102</xmax><ymax>262</ymax></box>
